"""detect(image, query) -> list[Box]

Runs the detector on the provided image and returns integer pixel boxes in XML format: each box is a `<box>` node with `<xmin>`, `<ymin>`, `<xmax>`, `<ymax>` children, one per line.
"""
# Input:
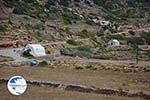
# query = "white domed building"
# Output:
<box><xmin>108</xmin><ymin>39</ymin><xmax>120</xmax><ymax>46</ymax></box>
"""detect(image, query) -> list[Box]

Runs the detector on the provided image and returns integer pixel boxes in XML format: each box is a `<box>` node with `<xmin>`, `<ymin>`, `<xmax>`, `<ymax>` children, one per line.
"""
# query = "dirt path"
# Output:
<box><xmin>0</xmin><ymin>48</ymin><xmax>29</xmax><ymax>62</ymax></box>
<box><xmin>56</xmin><ymin>56</ymin><xmax>150</xmax><ymax>66</ymax></box>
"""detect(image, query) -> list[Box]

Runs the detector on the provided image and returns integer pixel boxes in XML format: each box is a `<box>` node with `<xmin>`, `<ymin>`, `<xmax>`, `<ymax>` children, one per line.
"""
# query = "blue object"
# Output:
<box><xmin>30</xmin><ymin>60</ymin><xmax>38</xmax><ymax>66</ymax></box>
<box><xmin>10</xmin><ymin>77</ymin><xmax>22</xmax><ymax>83</ymax></box>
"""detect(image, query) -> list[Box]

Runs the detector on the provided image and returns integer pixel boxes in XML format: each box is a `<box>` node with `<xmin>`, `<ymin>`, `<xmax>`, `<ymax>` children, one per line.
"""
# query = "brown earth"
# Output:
<box><xmin>0</xmin><ymin>83</ymin><xmax>145</xmax><ymax>100</ymax></box>
<box><xmin>0</xmin><ymin>61</ymin><xmax>150</xmax><ymax>94</ymax></box>
<box><xmin>0</xmin><ymin>55</ymin><xmax>13</xmax><ymax>62</ymax></box>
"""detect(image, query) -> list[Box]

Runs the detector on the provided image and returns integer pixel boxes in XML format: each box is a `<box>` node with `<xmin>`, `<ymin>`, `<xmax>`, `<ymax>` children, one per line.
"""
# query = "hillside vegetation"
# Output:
<box><xmin>0</xmin><ymin>0</ymin><xmax>149</xmax><ymax>60</ymax></box>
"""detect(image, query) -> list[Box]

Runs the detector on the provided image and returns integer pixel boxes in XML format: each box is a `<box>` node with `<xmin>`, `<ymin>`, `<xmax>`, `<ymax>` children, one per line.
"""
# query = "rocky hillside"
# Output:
<box><xmin>0</xmin><ymin>0</ymin><xmax>149</xmax><ymax>47</ymax></box>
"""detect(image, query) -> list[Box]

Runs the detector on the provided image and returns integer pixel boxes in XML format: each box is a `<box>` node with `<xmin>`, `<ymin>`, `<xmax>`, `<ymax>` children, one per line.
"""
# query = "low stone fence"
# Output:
<box><xmin>0</xmin><ymin>78</ymin><xmax>149</xmax><ymax>99</ymax></box>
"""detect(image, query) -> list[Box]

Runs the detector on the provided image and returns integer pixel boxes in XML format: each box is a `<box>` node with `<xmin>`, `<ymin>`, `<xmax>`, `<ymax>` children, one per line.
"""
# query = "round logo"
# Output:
<box><xmin>7</xmin><ymin>76</ymin><xmax>27</xmax><ymax>95</ymax></box>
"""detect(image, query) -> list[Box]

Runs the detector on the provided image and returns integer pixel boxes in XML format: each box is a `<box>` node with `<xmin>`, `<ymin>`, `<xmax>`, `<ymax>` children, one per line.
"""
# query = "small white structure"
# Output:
<box><xmin>92</xmin><ymin>19</ymin><xmax>110</xmax><ymax>26</ymax></box>
<box><xmin>23</xmin><ymin>44</ymin><xmax>46</xmax><ymax>57</ymax></box>
<box><xmin>108</xmin><ymin>39</ymin><xmax>120</xmax><ymax>46</ymax></box>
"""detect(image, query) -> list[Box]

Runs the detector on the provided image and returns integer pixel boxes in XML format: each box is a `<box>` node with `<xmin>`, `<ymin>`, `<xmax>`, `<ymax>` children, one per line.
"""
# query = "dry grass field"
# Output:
<box><xmin>0</xmin><ymin>83</ymin><xmax>145</xmax><ymax>100</ymax></box>
<box><xmin>0</xmin><ymin>59</ymin><xmax>150</xmax><ymax>100</ymax></box>
<box><xmin>0</xmin><ymin>61</ymin><xmax>150</xmax><ymax>94</ymax></box>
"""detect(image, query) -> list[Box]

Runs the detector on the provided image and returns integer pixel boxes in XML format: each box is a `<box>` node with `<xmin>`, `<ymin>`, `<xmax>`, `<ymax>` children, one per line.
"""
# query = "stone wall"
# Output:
<box><xmin>0</xmin><ymin>78</ymin><xmax>149</xmax><ymax>99</ymax></box>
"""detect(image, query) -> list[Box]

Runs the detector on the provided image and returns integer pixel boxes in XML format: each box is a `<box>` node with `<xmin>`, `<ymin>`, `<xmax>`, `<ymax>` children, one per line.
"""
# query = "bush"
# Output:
<box><xmin>85</xmin><ymin>65</ymin><xmax>93</xmax><ymax>69</ymax></box>
<box><xmin>63</xmin><ymin>16</ymin><xmax>72</xmax><ymax>25</ymax></box>
<box><xmin>126</xmin><ymin>37</ymin><xmax>145</xmax><ymax>45</ymax></box>
<box><xmin>24</xmin><ymin>23</ymin><xmax>32</xmax><ymax>30</ymax></box>
<box><xmin>13</xmin><ymin>6</ymin><xmax>27</xmax><ymax>14</ymax></box>
<box><xmin>22</xmin><ymin>50</ymin><xmax>34</xmax><ymax>59</ymax></box>
<box><xmin>75</xmin><ymin>66</ymin><xmax>83</xmax><ymax>70</ymax></box>
<box><xmin>22</xmin><ymin>0</ymin><xmax>37</xmax><ymax>3</ymax></box>
<box><xmin>0</xmin><ymin>25</ymin><xmax>7</xmax><ymax>32</ymax></box>
<box><xmin>77</xmin><ymin>46</ymin><xmax>92</xmax><ymax>53</ymax></box>
<box><xmin>144</xmin><ymin>51</ymin><xmax>150</xmax><ymax>58</ymax></box>
<box><xmin>96</xmin><ymin>32</ymin><xmax>105</xmax><ymax>37</ymax></box>
<box><xmin>32</xmin><ymin>23</ymin><xmax>45</xmax><ymax>30</ymax></box>
<box><xmin>62</xmin><ymin>12</ymin><xmax>80</xmax><ymax>25</ymax></box>
<box><xmin>79</xmin><ymin>29</ymin><xmax>93</xmax><ymax>38</ymax></box>
<box><xmin>47</xmin><ymin>7</ymin><xmax>60</xmax><ymax>13</ymax></box>
<box><xmin>38</xmin><ymin>61</ymin><xmax>48</xmax><ymax>67</ymax></box>
<box><xmin>58</xmin><ymin>0</ymin><xmax>70</xmax><ymax>6</ymax></box>
<box><xmin>45</xmin><ymin>0</ymin><xmax>56</xmax><ymax>6</ymax></box>
<box><xmin>128</xmin><ymin>31</ymin><xmax>135</xmax><ymax>35</ymax></box>
<box><xmin>60</xmin><ymin>47</ymin><xmax>94</xmax><ymax>58</ymax></box>
<box><xmin>66</xmin><ymin>39</ymin><xmax>81</xmax><ymax>46</ymax></box>
<box><xmin>92</xmin><ymin>54</ymin><xmax>112</xmax><ymax>60</ymax></box>
<box><xmin>85</xmin><ymin>19</ymin><xmax>96</xmax><ymax>25</ymax></box>
<box><xmin>141</xmin><ymin>31</ymin><xmax>150</xmax><ymax>45</ymax></box>
<box><xmin>33</xmin><ymin>32</ymin><xmax>43</xmax><ymax>41</ymax></box>
<box><xmin>104</xmin><ymin>34</ymin><xmax>124</xmax><ymax>41</ymax></box>
<box><xmin>45</xmin><ymin>0</ymin><xmax>71</xmax><ymax>7</ymax></box>
<box><xmin>74</xmin><ymin>0</ymin><xmax>80</xmax><ymax>2</ymax></box>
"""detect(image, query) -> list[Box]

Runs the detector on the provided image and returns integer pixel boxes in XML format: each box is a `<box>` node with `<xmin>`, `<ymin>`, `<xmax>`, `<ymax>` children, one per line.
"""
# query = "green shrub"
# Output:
<box><xmin>60</xmin><ymin>47</ymin><xmax>93</xmax><ymax>58</ymax></box>
<box><xmin>62</xmin><ymin>11</ymin><xmax>80</xmax><ymax>25</ymax></box>
<box><xmin>32</xmin><ymin>23</ymin><xmax>45</xmax><ymax>30</ymax></box>
<box><xmin>85</xmin><ymin>19</ymin><xmax>95</xmax><ymax>25</ymax></box>
<box><xmin>23</xmin><ymin>16</ymin><xmax>30</xmax><ymax>20</ymax></box>
<box><xmin>33</xmin><ymin>32</ymin><xmax>43</xmax><ymax>41</ymax></box>
<box><xmin>144</xmin><ymin>51</ymin><xmax>150</xmax><ymax>58</ymax></box>
<box><xmin>22</xmin><ymin>0</ymin><xmax>37</xmax><ymax>3</ymax></box>
<box><xmin>45</xmin><ymin>0</ymin><xmax>56</xmax><ymax>6</ymax></box>
<box><xmin>24</xmin><ymin>23</ymin><xmax>32</xmax><ymax>30</ymax></box>
<box><xmin>75</xmin><ymin>66</ymin><xmax>83</xmax><ymax>70</ymax></box>
<box><xmin>22</xmin><ymin>50</ymin><xmax>34</xmax><ymax>59</ymax></box>
<box><xmin>45</xmin><ymin>0</ymin><xmax>71</xmax><ymax>7</ymax></box>
<box><xmin>8</xmin><ymin>20</ymin><xmax>13</xmax><ymax>25</ymax></box>
<box><xmin>141</xmin><ymin>31</ymin><xmax>150</xmax><ymax>45</ymax></box>
<box><xmin>0</xmin><ymin>25</ymin><xmax>7</xmax><ymax>32</ymax></box>
<box><xmin>66</xmin><ymin>39</ymin><xmax>81</xmax><ymax>46</ymax></box>
<box><xmin>96</xmin><ymin>32</ymin><xmax>105</xmax><ymax>37</ymax></box>
<box><xmin>63</xmin><ymin>16</ymin><xmax>72</xmax><ymax>25</ymax></box>
<box><xmin>13</xmin><ymin>6</ymin><xmax>27</xmax><ymax>14</ymax></box>
<box><xmin>128</xmin><ymin>31</ymin><xmax>135</xmax><ymax>35</ymax></box>
<box><xmin>12</xmin><ymin>3</ymin><xmax>33</xmax><ymax>15</ymax></box>
<box><xmin>79</xmin><ymin>29</ymin><xmax>93</xmax><ymax>38</ymax></box>
<box><xmin>85</xmin><ymin>65</ymin><xmax>93</xmax><ymax>69</ymax></box>
<box><xmin>92</xmin><ymin>54</ymin><xmax>112</xmax><ymax>60</ymax></box>
<box><xmin>77</xmin><ymin>46</ymin><xmax>92</xmax><ymax>52</ymax></box>
<box><xmin>48</xmin><ymin>7</ymin><xmax>60</xmax><ymax>13</ymax></box>
<box><xmin>74</xmin><ymin>0</ymin><xmax>80</xmax><ymax>2</ymax></box>
<box><xmin>38</xmin><ymin>61</ymin><xmax>48</xmax><ymax>67</ymax></box>
<box><xmin>126</xmin><ymin>37</ymin><xmax>145</xmax><ymax>45</ymax></box>
<box><xmin>58</xmin><ymin>0</ymin><xmax>70</xmax><ymax>6</ymax></box>
<box><xmin>105</xmin><ymin>34</ymin><xmax>124</xmax><ymax>41</ymax></box>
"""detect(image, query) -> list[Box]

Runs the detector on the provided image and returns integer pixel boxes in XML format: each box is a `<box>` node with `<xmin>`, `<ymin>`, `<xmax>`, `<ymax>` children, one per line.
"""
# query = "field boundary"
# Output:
<box><xmin>0</xmin><ymin>78</ymin><xmax>149</xmax><ymax>99</ymax></box>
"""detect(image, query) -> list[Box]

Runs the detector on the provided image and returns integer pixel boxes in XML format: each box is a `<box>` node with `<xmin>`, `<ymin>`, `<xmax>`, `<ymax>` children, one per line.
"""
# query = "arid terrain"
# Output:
<box><xmin>0</xmin><ymin>0</ymin><xmax>150</xmax><ymax>100</ymax></box>
<box><xmin>0</xmin><ymin>59</ymin><xmax>150</xmax><ymax>99</ymax></box>
<box><xmin>0</xmin><ymin>83</ymin><xmax>146</xmax><ymax>100</ymax></box>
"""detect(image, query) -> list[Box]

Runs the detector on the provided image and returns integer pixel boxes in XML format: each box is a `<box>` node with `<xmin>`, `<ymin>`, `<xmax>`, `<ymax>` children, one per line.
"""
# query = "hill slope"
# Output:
<box><xmin>0</xmin><ymin>0</ymin><xmax>149</xmax><ymax>47</ymax></box>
